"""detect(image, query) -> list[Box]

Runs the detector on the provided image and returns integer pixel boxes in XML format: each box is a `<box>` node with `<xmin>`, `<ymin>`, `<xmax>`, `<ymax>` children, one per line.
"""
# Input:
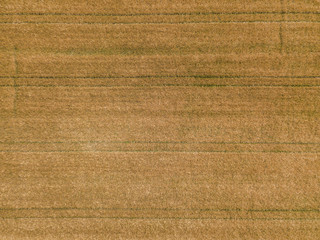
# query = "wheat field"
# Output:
<box><xmin>0</xmin><ymin>0</ymin><xmax>320</xmax><ymax>239</ymax></box>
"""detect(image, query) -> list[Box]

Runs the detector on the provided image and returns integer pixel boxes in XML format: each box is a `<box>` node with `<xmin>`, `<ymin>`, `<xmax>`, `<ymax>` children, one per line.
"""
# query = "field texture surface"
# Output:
<box><xmin>0</xmin><ymin>0</ymin><xmax>320</xmax><ymax>239</ymax></box>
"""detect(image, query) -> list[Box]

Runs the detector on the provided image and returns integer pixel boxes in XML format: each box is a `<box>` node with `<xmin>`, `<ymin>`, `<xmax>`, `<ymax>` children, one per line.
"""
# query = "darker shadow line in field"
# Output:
<box><xmin>279</xmin><ymin>0</ymin><xmax>285</xmax><ymax>54</ymax></box>
<box><xmin>0</xmin><ymin>11</ymin><xmax>319</xmax><ymax>17</ymax></box>
<box><xmin>0</xmin><ymin>150</ymin><xmax>319</xmax><ymax>153</ymax></box>
<box><xmin>1</xmin><ymin>84</ymin><xmax>320</xmax><ymax>88</ymax></box>
<box><xmin>1</xmin><ymin>207</ymin><xmax>319</xmax><ymax>212</ymax></box>
<box><xmin>1</xmin><ymin>75</ymin><xmax>319</xmax><ymax>79</ymax></box>
<box><xmin>1</xmin><ymin>20</ymin><xmax>319</xmax><ymax>25</ymax></box>
<box><xmin>0</xmin><ymin>216</ymin><xmax>319</xmax><ymax>220</ymax></box>
<box><xmin>1</xmin><ymin>140</ymin><xmax>320</xmax><ymax>145</ymax></box>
